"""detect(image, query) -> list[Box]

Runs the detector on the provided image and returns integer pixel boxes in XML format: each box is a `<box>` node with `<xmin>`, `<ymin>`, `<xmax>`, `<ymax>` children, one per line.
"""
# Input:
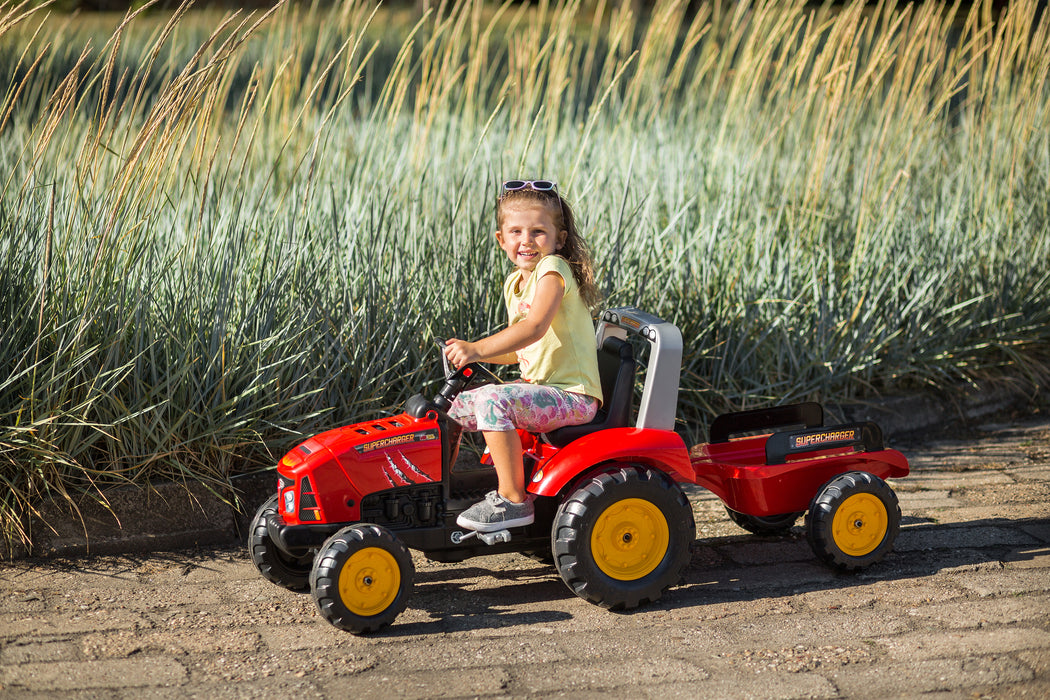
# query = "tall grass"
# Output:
<box><xmin>1</xmin><ymin>0</ymin><xmax>1048</xmax><ymax>551</ymax></box>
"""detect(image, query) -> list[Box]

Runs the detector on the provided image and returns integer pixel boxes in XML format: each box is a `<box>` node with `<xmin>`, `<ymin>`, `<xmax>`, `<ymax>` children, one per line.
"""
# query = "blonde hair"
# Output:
<box><xmin>496</xmin><ymin>188</ymin><xmax>601</xmax><ymax>309</ymax></box>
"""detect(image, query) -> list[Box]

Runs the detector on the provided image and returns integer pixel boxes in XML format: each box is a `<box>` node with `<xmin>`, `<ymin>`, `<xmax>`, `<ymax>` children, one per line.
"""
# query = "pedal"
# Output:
<box><xmin>479</xmin><ymin>529</ymin><xmax>511</xmax><ymax>545</ymax></box>
<box><xmin>450</xmin><ymin>529</ymin><xmax>511</xmax><ymax>545</ymax></box>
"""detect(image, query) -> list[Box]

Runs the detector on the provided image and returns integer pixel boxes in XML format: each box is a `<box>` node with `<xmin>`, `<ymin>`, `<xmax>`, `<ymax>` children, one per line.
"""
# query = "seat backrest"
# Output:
<box><xmin>541</xmin><ymin>336</ymin><xmax>635</xmax><ymax>447</ymax></box>
<box><xmin>596</xmin><ymin>336</ymin><xmax>635</xmax><ymax>428</ymax></box>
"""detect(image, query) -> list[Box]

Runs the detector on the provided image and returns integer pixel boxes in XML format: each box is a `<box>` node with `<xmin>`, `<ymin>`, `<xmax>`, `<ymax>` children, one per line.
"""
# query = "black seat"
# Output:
<box><xmin>542</xmin><ymin>336</ymin><xmax>635</xmax><ymax>448</ymax></box>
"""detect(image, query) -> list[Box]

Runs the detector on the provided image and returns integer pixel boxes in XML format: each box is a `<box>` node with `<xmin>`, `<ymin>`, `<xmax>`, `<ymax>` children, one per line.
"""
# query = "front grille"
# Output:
<box><xmin>298</xmin><ymin>475</ymin><xmax>322</xmax><ymax>522</ymax></box>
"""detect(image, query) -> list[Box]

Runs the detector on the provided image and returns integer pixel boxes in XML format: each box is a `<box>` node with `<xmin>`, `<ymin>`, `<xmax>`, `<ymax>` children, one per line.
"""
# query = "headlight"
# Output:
<box><xmin>282</xmin><ymin>489</ymin><xmax>295</xmax><ymax>514</ymax></box>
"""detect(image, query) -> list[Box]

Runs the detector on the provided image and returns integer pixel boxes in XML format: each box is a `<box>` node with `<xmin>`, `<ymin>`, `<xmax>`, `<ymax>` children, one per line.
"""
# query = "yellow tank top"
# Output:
<box><xmin>503</xmin><ymin>255</ymin><xmax>602</xmax><ymax>405</ymax></box>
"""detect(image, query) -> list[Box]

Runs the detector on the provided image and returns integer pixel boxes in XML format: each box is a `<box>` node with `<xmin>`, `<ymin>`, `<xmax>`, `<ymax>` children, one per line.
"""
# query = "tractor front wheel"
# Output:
<box><xmin>310</xmin><ymin>524</ymin><xmax>414</xmax><ymax>634</ymax></box>
<box><xmin>552</xmin><ymin>465</ymin><xmax>695</xmax><ymax>610</ymax></box>
<box><xmin>248</xmin><ymin>495</ymin><xmax>312</xmax><ymax>592</ymax></box>
<box><xmin>806</xmin><ymin>471</ymin><xmax>901</xmax><ymax>571</ymax></box>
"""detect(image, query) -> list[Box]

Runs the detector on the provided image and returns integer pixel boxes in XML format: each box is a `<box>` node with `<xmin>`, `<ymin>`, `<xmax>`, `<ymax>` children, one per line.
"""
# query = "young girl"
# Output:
<box><xmin>444</xmin><ymin>180</ymin><xmax>602</xmax><ymax>532</ymax></box>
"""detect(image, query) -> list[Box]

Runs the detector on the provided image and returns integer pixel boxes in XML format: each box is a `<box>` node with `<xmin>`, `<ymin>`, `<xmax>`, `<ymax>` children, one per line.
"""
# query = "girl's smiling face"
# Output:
<box><xmin>496</xmin><ymin>202</ymin><xmax>566</xmax><ymax>280</ymax></box>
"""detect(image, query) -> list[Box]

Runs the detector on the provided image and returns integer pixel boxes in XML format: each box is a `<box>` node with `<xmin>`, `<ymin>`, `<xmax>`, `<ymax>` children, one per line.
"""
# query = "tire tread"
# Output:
<box><xmin>806</xmin><ymin>471</ymin><xmax>901</xmax><ymax>572</ymax></box>
<box><xmin>310</xmin><ymin>523</ymin><xmax>414</xmax><ymax>634</ymax></box>
<box><xmin>248</xmin><ymin>495</ymin><xmax>312</xmax><ymax>592</ymax></box>
<box><xmin>552</xmin><ymin>465</ymin><xmax>695</xmax><ymax>610</ymax></box>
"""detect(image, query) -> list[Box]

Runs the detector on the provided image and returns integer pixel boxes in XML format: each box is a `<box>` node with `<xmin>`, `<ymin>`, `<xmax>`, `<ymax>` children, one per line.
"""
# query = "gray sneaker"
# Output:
<box><xmin>456</xmin><ymin>491</ymin><xmax>535</xmax><ymax>532</ymax></box>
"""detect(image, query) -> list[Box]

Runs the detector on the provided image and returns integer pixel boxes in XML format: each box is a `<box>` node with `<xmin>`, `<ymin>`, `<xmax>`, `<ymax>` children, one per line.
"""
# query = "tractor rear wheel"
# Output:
<box><xmin>806</xmin><ymin>471</ymin><xmax>901</xmax><ymax>571</ymax></box>
<box><xmin>248</xmin><ymin>495</ymin><xmax>312</xmax><ymax>592</ymax></box>
<box><xmin>310</xmin><ymin>524</ymin><xmax>414</xmax><ymax>634</ymax></box>
<box><xmin>552</xmin><ymin>465</ymin><xmax>695</xmax><ymax>610</ymax></box>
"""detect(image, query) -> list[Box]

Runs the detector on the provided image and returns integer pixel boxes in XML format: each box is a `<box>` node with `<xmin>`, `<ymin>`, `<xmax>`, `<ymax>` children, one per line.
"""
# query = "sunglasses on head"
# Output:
<box><xmin>500</xmin><ymin>180</ymin><xmax>558</xmax><ymax>198</ymax></box>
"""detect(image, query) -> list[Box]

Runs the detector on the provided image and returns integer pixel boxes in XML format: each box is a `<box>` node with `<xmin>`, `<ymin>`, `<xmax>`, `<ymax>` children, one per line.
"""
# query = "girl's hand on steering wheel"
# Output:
<box><xmin>443</xmin><ymin>338</ymin><xmax>481</xmax><ymax>369</ymax></box>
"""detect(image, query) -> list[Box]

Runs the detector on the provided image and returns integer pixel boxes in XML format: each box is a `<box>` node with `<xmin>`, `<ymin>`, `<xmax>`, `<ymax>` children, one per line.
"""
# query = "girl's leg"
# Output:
<box><xmin>446</xmin><ymin>388</ymin><xmax>481</xmax><ymax>431</ymax></box>
<box><xmin>451</xmin><ymin>385</ymin><xmax>528</xmax><ymax>502</ymax></box>
<box><xmin>451</xmin><ymin>382</ymin><xmax>599</xmax><ymax>436</ymax></box>
<box><xmin>483</xmin><ymin>429</ymin><xmax>526</xmax><ymax>502</ymax></box>
<box><xmin>455</xmin><ymin>383</ymin><xmax>599</xmax><ymax>531</ymax></box>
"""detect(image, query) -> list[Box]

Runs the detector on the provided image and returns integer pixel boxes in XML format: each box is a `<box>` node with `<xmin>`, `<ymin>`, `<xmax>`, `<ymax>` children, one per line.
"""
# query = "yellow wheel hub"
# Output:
<box><xmin>591</xmin><ymin>498</ymin><xmax>670</xmax><ymax>581</ymax></box>
<box><xmin>831</xmin><ymin>493</ymin><xmax>888</xmax><ymax>557</ymax></box>
<box><xmin>338</xmin><ymin>546</ymin><xmax>401</xmax><ymax>616</ymax></box>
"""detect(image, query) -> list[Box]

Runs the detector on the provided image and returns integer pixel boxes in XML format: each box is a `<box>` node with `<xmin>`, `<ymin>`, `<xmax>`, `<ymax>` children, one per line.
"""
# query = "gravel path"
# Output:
<box><xmin>2</xmin><ymin>418</ymin><xmax>1048</xmax><ymax>698</ymax></box>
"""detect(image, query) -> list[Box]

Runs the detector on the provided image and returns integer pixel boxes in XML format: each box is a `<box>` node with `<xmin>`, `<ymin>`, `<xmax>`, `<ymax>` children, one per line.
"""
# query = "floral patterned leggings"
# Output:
<box><xmin>448</xmin><ymin>382</ymin><xmax>599</xmax><ymax>433</ymax></box>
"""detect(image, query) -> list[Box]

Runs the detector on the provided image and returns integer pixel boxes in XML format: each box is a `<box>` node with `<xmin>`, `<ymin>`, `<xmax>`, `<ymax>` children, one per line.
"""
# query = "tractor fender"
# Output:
<box><xmin>529</xmin><ymin>428</ymin><xmax>693</xmax><ymax>498</ymax></box>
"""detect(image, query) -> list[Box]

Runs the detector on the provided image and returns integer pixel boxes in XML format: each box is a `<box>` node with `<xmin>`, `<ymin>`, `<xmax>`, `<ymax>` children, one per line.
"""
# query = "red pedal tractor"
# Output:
<box><xmin>250</xmin><ymin>307</ymin><xmax>909</xmax><ymax>633</ymax></box>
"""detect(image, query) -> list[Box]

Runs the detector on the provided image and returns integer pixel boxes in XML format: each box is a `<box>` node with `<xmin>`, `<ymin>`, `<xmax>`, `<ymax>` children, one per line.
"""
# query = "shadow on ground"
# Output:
<box><xmin>374</xmin><ymin>514</ymin><xmax>1050</xmax><ymax>635</ymax></box>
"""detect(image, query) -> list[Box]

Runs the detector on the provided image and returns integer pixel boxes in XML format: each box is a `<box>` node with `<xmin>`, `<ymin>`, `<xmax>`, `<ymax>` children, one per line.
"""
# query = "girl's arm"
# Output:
<box><xmin>474</xmin><ymin>350</ymin><xmax>519</xmax><ymax>365</ymax></box>
<box><xmin>444</xmin><ymin>271</ymin><xmax>564</xmax><ymax>368</ymax></box>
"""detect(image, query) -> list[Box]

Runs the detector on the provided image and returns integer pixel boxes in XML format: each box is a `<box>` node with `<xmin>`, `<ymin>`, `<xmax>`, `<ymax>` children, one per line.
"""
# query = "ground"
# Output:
<box><xmin>1</xmin><ymin>418</ymin><xmax>1048</xmax><ymax>698</ymax></box>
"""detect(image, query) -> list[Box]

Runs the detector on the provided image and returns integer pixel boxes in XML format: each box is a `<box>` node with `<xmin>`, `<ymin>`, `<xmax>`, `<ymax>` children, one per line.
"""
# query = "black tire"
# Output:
<box><xmin>248</xmin><ymin>495</ymin><xmax>312</xmax><ymax>592</ymax></box>
<box><xmin>725</xmin><ymin>507</ymin><xmax>804</xmax><ymax>535</ymax></box>
<box><xmin>806</xmin><ymin>471</ymin><xmax>901</xmax><ymax>572</ymax></box>
<box><xmin>310</xmin><ymin>524</ymin><xmax>414</xmax><ymax>634</ymax></box>
<box><xmin>552</xmin><ymin>465</ymin><xmax>695</xmax><ymax>610</ymax></box>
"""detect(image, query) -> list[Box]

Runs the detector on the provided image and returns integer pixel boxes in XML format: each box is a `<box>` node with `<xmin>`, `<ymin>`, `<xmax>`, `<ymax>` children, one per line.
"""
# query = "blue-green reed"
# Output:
<box><xmin>1</xmin><ymin>0</ymin><xmax>1047</xmax><ymax>550</ymax></box>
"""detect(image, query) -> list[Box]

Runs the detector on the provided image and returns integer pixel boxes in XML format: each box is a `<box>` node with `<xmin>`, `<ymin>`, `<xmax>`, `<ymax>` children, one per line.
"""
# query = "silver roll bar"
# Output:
<box><xmin>594</xmin><ymin>306</ymin><xmax>682</xmax><ymax>431</ymax></box>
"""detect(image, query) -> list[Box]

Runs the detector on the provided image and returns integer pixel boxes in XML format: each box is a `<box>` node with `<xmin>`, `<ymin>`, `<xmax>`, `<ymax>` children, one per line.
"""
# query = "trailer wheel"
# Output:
<box><xmin>725</xmin><ymin>507</ymin><xmax>804</xmax><ymax>535</ymax></box>
<box><xmin>311</xmin><ymin>524</ymin><xmax>414</xmax><ymax>634</ymax></box>
<box><xmin>806</xmin><ymin>471</ymin><xmax>901</xmax><ymax>571</ymax></box>
<box><xmin>248</xmin><ymin>495</ymin><xmax>312</xmax><ymax>592</ymax></box>
<box><xmin>552</xmin><ymin>465</ymin><xmax>695</xmax><ymax>610</ymax></box>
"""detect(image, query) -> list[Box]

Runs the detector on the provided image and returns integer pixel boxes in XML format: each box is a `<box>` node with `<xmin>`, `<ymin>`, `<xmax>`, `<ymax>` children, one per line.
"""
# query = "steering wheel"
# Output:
<box><xmin>432</xmin><ymin>338</ymin><xmax>502</xmax><ymax>411</ymax></box>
